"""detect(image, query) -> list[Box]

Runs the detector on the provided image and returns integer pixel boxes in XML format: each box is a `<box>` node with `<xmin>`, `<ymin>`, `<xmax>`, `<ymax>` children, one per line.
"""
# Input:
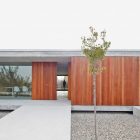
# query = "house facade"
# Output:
<box><xmin>0</xmin><ymin>49</ymin><xmax>140</xmax><ymax>106</ymax></box>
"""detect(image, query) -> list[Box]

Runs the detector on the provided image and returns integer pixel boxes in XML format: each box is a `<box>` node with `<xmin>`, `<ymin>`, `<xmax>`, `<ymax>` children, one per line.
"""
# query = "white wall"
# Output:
<box><xmin>0</xmin><ymin>0</ymin><xmax>140</xmax><ymax>50</ymax></box>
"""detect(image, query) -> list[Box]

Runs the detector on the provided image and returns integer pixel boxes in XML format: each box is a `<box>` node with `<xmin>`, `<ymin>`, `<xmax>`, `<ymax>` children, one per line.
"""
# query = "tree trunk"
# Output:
<box><xmin>93</xmin><ymin>73</ymin><xmax>97</xmax><ymax>140</ymax></box>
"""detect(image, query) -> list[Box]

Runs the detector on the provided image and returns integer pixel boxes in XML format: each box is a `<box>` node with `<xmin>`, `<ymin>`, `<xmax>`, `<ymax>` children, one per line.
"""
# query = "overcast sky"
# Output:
<box><xmin>0</xmin><ymin>0</ymin><xmax>140</xmax><ymax>50</ymax></box>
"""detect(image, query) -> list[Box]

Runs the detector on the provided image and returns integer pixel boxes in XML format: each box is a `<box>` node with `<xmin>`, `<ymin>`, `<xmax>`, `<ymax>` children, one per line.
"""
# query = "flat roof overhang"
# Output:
<box><xmin>0</xmin><ymin>50</ymin><xmax>82</xmax><ymax>64</ymax></box>
<box><xmin>0</xmin><ymin>49</ymin><xmax>140</xmax><ymax>63</ymax></box>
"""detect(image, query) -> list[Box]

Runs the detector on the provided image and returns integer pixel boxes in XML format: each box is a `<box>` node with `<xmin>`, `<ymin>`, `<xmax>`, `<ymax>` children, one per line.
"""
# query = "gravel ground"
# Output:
<box><xmin>1</xmin><ymin>111</ymin><xmax>140</xmax><ymax>140</ymax></box>
<box><xmin>0</xmin><ymin>111</ymin><xmax>11</xmax><ymax>119</ymax></box>
<box><xmin>72</xmin><ymin>112</ymin><xmax>140</xmax><ymax>140</ymax></box>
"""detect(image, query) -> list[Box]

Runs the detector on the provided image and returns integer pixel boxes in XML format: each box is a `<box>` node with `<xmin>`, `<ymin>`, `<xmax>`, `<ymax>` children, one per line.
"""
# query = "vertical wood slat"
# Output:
<box><xmin>70</xmin><ymin>56</ymin><xmax>140</xmax><ymax>105</ymax></box>
<box><xmin>32</xmin><ymin>62</ymin><xmax>57</xmax><ymax>100</ymax></box>
<box><xmin>32</xmin><ymin>57</ymin><xmax>140</xmax><ymax>105</ymax></box>
<box><xmin>123</xmin><ymin>57</ymin><xmax>139</xmax><ymax>105</ymax></box>
<box><xmin>68</xmin><ymin>63</ymin><xmax>71</xmax><ymax>100</ymax></box>
<box><xmin>97</xmin><ymin>56</ymin><xmax>140</xmax><ymax>105</ymax></box>
<box><xmin>97</xmin><ymin>57</ymin><xmax>124</xmax><ymax>105</ymax></box>
<box><xmin>71</xmin><ymin>57</ymin><xmax>93</xmax><ymax>105</ymax></box>
<box><xmin>138</xmin><ymin>57</ymin><xmax>140</xmax><ymax>105</ymax></box>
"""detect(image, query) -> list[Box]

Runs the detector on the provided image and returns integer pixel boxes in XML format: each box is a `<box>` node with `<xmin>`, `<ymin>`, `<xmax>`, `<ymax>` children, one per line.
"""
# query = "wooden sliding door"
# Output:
<box><xmin>32</xmin><ymin>62</ymin><xmax>57</xmax><ymax>100</ymax></box>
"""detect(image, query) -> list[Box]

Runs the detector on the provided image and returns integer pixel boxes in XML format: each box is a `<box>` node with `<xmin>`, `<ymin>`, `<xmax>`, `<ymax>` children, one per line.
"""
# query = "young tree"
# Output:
<box><xmin>81</xmin><ymin>26</ymin><xmax>111</xmax><ymax>140</ymax></box>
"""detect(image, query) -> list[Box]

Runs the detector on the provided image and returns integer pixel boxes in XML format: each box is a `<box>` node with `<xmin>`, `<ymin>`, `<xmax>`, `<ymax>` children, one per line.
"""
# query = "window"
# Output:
<box><xmin>0</xmin><ymin>65</ymin><xmax>32</xmax><ymax>99</ymax></box>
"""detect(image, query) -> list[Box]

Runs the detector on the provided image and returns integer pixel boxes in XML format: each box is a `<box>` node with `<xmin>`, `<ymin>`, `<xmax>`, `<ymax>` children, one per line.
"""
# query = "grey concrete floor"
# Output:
<box><xmin>0</xmin><ymin>111</ymin><xmax>11</xmax><ymax>119</ymax></box>
<box><xmin>72</xmin><ymin>112</ymin><xmax>140</xmax><ymax>140</ymax></box>
<box><xmin>0</xmin><ymin>100</ymin><xmax>71</xmax><ymax>140</ymax></box>
<box><xmin>1</xmin><ymin>111</ymin><xmax>140</xmax><ymax>140</ymax></box>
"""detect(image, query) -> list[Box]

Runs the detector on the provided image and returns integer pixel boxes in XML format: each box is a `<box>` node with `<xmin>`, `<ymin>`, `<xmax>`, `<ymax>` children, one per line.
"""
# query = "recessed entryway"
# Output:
<box><xmin>57</xmin><ymin>76</ymin><xmax>68</xmax><ymax>100</ymax></box>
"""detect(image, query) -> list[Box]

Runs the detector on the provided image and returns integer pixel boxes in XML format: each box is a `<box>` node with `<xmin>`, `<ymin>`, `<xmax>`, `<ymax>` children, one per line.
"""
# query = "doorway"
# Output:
<box><xmin>57</xmin><ymin>76</ymin><xmax>68</xmax><ymax>100</ymax></box>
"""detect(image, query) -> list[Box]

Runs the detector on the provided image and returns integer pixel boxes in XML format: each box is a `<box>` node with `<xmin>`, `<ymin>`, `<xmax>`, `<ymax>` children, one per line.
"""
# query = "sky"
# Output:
<box><xmin>0</xmin><ymin>0</ymin><xmax>140</xmax><ymax>50</ymax></box>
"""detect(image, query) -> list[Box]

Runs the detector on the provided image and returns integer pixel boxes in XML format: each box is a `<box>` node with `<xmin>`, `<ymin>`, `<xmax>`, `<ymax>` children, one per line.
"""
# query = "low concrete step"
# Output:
<box><xmin>133</xmin><ymin>106</ymin><xmax>140</xmax><ymax>118</ymax></box>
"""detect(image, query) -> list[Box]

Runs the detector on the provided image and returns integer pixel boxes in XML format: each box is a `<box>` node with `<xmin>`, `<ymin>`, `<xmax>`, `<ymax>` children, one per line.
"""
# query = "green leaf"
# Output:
<box><xmin>81</xmin><ymin>26</ymin><xmax>111</xmax><ymax>74</ymax></box>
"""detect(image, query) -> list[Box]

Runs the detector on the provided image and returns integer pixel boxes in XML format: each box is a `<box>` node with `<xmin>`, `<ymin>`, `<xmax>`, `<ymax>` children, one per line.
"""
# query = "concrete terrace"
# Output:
<box><xmin>0</xmin><ymin>100</ymin><xmax>71</xmax><ymax>140</ymax></box>
<box><xmin>1</xmin><ymin>100</ymin><xmax>140</xmax><ymax>140</ymax></box>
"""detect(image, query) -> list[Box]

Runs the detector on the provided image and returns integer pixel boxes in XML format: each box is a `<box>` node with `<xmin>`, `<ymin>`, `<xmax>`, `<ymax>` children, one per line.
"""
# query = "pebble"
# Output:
<box><xmin>72</xmin><ymin>112</ymin><xmax>140</xmax><ymax>140</ymax></box>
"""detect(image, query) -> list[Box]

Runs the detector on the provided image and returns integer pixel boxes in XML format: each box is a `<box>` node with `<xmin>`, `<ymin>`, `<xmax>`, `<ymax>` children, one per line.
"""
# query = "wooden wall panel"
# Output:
<box><xmin>68</xmin><ymin>63</ymin><xmax>71</xmax><ymax>100</ymax></box>
<box><xmin>96</xmin><ymin>57</ymin><xmax>124</xmax><ymax>105</ymax></box>
<box><xmin>97</xmin><ymin>56</ymin><xmax>140</xmax><ymax>105</ymax></box>
<box><xmin>31</xmin><ymin>57</ymin><xmax>140</xmax><ymax>105</ymax></box>
<box><xmin>123</xmin><ymin>57</ymin><xmax>139</xmax><ymax>105</ymax></box>
<box><xmin>70</xmin><ymin>56</ymin><xmax>140</xmax><ymax>105</ymax></box>
<box><xmin>71</xmin><ymin>57</ymin><xmax>93</xmax><ymax>105</ymax></box>
<box><xmin>32</xmin><ymin>62</ymin><xmax>57</xmax><ymax>100</ymax></box>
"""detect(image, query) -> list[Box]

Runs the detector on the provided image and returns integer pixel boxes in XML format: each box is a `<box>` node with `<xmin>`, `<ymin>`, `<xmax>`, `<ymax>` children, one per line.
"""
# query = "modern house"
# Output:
<box><xmin>0</xmin><ymin>49</ymin><xmax>140</xmax><ymax>106</ymax></box>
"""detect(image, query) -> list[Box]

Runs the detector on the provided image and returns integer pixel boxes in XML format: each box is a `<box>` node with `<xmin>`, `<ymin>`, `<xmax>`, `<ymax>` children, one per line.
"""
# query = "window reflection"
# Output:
<box><xmin>0</xmin><ymin>66</ymin><xmax>31</xmax><ymax>99</ymax></box>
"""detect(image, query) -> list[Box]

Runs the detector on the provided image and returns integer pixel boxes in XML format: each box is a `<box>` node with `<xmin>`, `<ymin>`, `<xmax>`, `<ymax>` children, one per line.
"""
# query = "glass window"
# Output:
<box><xmin>0</xmin><ymin>65</ymin><xmax>32</xmax><ymax>99</ymax></box>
